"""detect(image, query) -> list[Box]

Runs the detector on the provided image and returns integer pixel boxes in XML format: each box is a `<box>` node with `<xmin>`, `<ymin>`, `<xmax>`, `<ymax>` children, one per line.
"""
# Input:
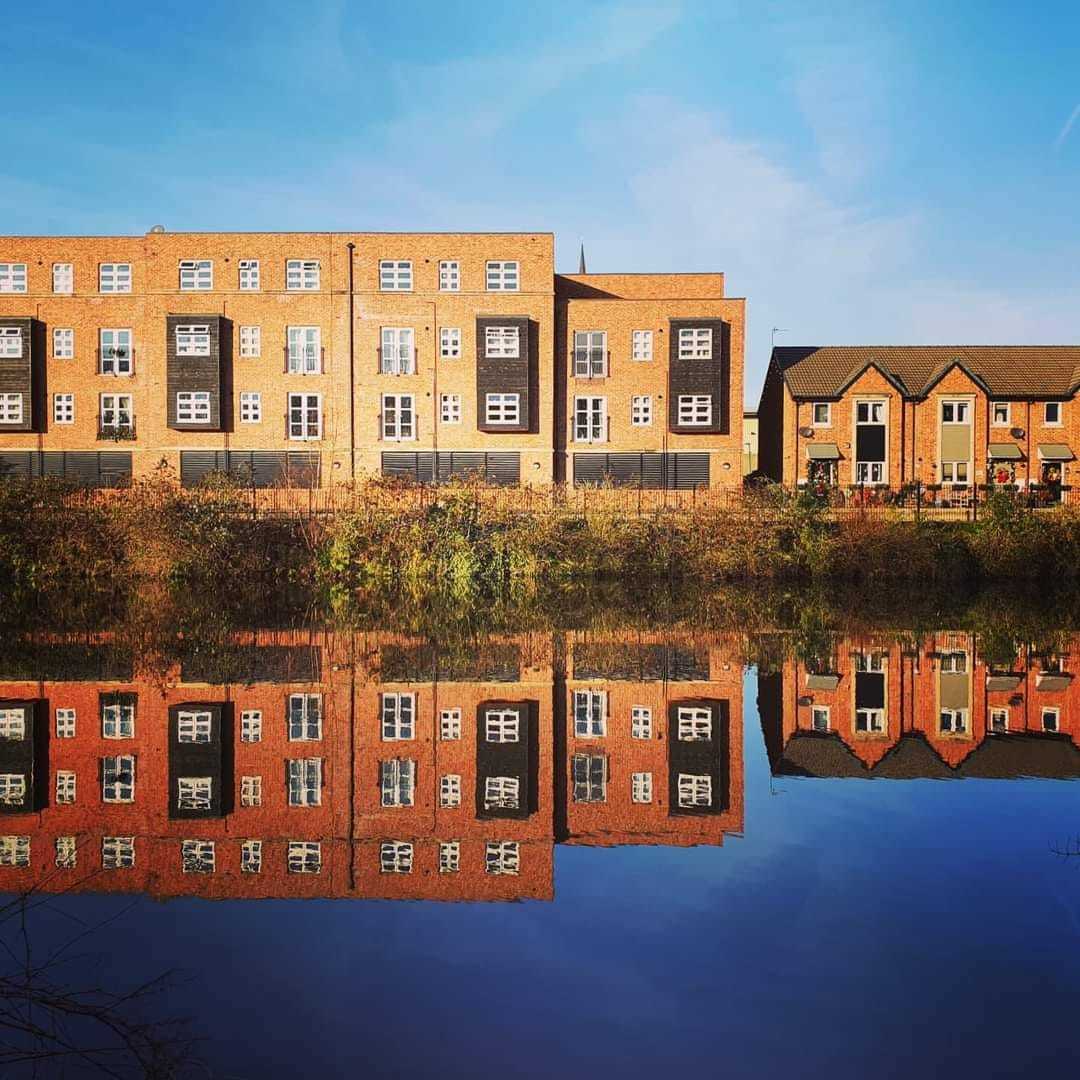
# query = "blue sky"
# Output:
<box><xmin>4</xmin><ymin>0</ymin><xmax>1080</xmax><ymax>399</ymax></box>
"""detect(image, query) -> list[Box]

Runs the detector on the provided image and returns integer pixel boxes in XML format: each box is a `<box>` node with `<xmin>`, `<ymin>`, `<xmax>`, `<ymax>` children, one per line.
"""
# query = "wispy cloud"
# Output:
<box><xmin>1054</xmin><ymin>103</ymin><xmax>1080</xmax><ymax>150</ymax></box>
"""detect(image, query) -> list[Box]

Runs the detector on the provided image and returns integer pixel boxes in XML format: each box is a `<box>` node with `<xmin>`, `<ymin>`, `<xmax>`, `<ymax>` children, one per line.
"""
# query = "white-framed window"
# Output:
<box><xmin>941</xmin><ymin>400</ymin><xmax>970</xmax><ymax>424</ymax></box>
<box><xmin>175</xmin><ymin>324</ymin><xmax>210</xmax><ymax>356</ymax></box>
<box><xmin>380</xmin><ymin>760</ymin><xmax>412</xmax><ymax>812</ymax></box>
<box><xmin>90</xmin><ymin>392</ymin><xmax>129</xmax><ymax>440</ymax></box>
<box><xmin>0</xmin><ymin>262</ymin><xmax>27</xmax><ymax>293</ymax></box>
<box><xmin>485</xmin><ymin>709</ymin><xmax>520</xmax><ymax>743</ymax></box>
<box><xmin>941</xmin><ymin>461</ymin><xmax>969</xmax><ymax>484</ymax></box>
<box><xmin>381</xmin><ymin>693</ymin><xmax>415</xmax><ymax>740</ymax></box>
<box><xmin>812</xmin><ymin>403</ymin><xmax>831</xmax><ymax>426</ymax></box>
<box><xmin>485</xmin><ymin>261</ymin><xmax>519</xmax><ymax>291</ymax></box>
<box><xmin>485</xmin><ymin>326</ymin><xmax>519</xmax><ymax>358</ymax></box>
<box><xmin>99</xmin><ymin>329</ymin><xmax>132</xmax><ymax>375</ymax></box>
<box><xmin>574</xmin><ymin>396</ymin><xmax>606</xmax><ymax>442</ymax></box>
<box><xmin>940</xmin><ymin>652</ymin><xmax>968</xmax><ymax>673</ymax></box>
<box><xmin>1042</xmin><ymin>707</ymin><xmax>1060</xmax><ymax>733</ymax></box>
<box><xmin>631</xmin><ymin>329</ymin><xmax>653</xmax><ymax>361</ymax></box>
<box><xmin>483</xmin><ymin>775</ymin><xmax>520</xmax><ymax>811</ymax></box>
<box><xmin>287</xmin><ymin>393</ymin><xmax>322</xmax><ymax>440</ymax></box>
<box><xmin>286</xmin><ymin>259</ymin><xmax>320</xmax><ymax>291</ymax></box>
<box><xmin>1045</xmin><ymin>401</ymin><xmax>1062</xmax><ymax>426</ymax></box>
<box><xmin>99</xmin><ymin>263</ymin><xmax>132</xmax><ymax>294</ymax></box>
<box><xmin>439</xmin><ymin>841</ymin><xmax>460</xmax><ymax>873</ymax></box>
<box><xmin>55</xmin><ymin>709</ymin><xmax>76</xmax><ymax>739</ymax></box>
<box><xmin>240</xmin><ymin>775</ymin><xmax>262</xmax><ymax>807</ymax></box>
<box><xmin>485</xmin><ymin>841</ymin><xmax>519</xmax><ymax>875</ymax></box>
<box><xmin>992</xmin><ymin>402</ymin><xmax>1011</xmax><ymax>426</ymax></box>
<box><xmin>0</xmin><ymin>775</ymin><xmax>26</xmax><ymax>805</ymax></box>
<box><xmin>485</xmin><ymin>392</ymin><xmax>520</xmax><ymax>426</ymax></box>
<box><xmin>240</xmin><ymin>392</ymin><xmax>262</xmax><ymax>423</ymax></box>
<box><xmin>240</xmin><ymin>710</ymin><xmax>262</xmax><ymax>743</ymax></box>
<box><xmin>0</xmin><ymin>327</ymin><xmax>21</xmax><ymax>358</ymax></box>
<box><xmin>440</xmin><ymin>394</ymin><xmax>461</xmax><ymax>424</ymax></box>
<box><xmin>380</xmin><ymin>840</ymin><xmax>413</xmax><ymax>873</ymax></box>
<box><xmin>677</xmin><ymin>773</ymin><xmax>712</xmax><ymax>808</ymax></box>
<box><xmin>677</xmin><ymin>395</ymin><xmax>712</xmax><ymax>426</ymax></box>
<box><xmin>177</xmin><ymin>710</ymin><xmax>212</xmax><ymax>743</ymax></box>
<box><xmin>53</xmin><ymin>262</ymin><xmax>73</xmax><ymax>294</ymax></box>
<box><xmin>855</xmin><ymin>708</ymin><xmax>886</xmax><ymax>734</ymax></box>
<box><xmin>238</xmin><ymin>259</ymin><xmax>260</xmax><ymax>291</ymax></box>
<box><xmin>439</xmin><ymin>774</ymin><xmax>462</xmax><ymax>808</ymax></box>
<box><xmin>177</xmin><ymin>777</ymin><xmax>212</xmax><ymax>810</ymax></box>
<box><xmin>239</xmin><ymin>325</ymin><xmax>261</xmax><ymax>358</ymax></box>
<box><xmin>380</xmin><ymin>327</ymin><xmax>415</xmax><ymax>374</ymax></box>
<box><xmin>288</xmin><ymin>694</ymin><xmax>322</xmax><ymax>741</ymax></box>
<box><xmin>440</xmin><ymin>709</ymin><xmax>462</xmax><ymax>741</ymax></box>
<box><xmin>55</xmin><ymin>836</ymin><xmax>76</xmax><ymax>869</ymax></box>
<box><xmin>857</xmin><ymin>400</ymin><xmax>885</xmax><ymax>424</ymax></box>
<box><xmin>102</xmin><ymin>699</ymin><xmax>135</xmax><ymax>739</ymax></box>
<box><xmin>854</xmin><ymin>652</ymin><xmax>885</xmax><ymax>672</ymax></box>
<box><xmin>631</xmin><ymin>395</ymin><xmax>652</xmax><ymax>426</ymax></box>
<box><xmin>439</xmin><ymin>260</ymin><xmax>460</xmax><ymax>291</ymax></box>
<box><xmin>939</xmin><ymin>708</ymin><xmax>968</xmax><ymax>735</ymax></box>
<box><xmin>176</xmin><ymin>391</ymin><xmax>211</xmax><ymax>424</ymax></box>
<box><xmin>440</xmin><ymin>327</ymin><xmax>462</xmax><ymax>358</ymax></box>
<box><xmin>631</xmin><ymin>706</ymin><xmax>653</xmax><ymax>740</ymax></box>
<box><xmin>0</xmin><ymin>835</ymin><xmax>29</xmax><ymax>866</ymax></box>
<box><xmin>241</xmin><ymin>839</ymin><xmax>262</xmax><ymax>873</ymax></box>
<box><xmin>55</xmin><ymin>770</ymin><xmax>76</xmax><ymax>804</ymax></box>
<box><xmin>179</xmin><ymin>259</ymin><xmax>212</xmax><ymax>291</ymax></box>
<box><xmin>102</xmin><ymin>836</ymin><xmax>135</xmax><ymax>869</ymax></box>
<box><xmin>53</xmin><ymin>393</ymin><xmax>75</xmax><ymax>425</ymax></box>
<box><xmin>573</xmin><ymin>690</ymin><xmax>606</xmax><ymax>737</ymax></box>
<box><xmin>53</xmin><ymin>327</ymin><xmax>74</xmax><ymax>359</ymax></box>
<box><xmin>677</xmin><ymin>706</ymin><xmax>712</xmax><ymax>741</ymax></box>
<box><xmin>287</xmin><ymin>326</ymin><xmax>321</xmax><ymax>373</ymax></box>
<box><xmin>811</xmin><ymin>705</ymin><xmax>830</xmax><ymax>732</ymax></box>
<box><xmin>379</xmin><ymin>260</ymin><xmax>412</xmax><ymax>291</ymax></box>
<box><xmin>990</xmin><ymin>707</ymin><xmax>1009</xmax><ymax>733</ymax></box>
<box><xmin>287</xmin><ymin>758</ymin><xmax>322</xmax><ymax>806</ymax></box>
<box><xmin>678</xmin><ymin>327</ymin><xmax>712</xmax><ymax>359</ymax></box>
<box><xmin>855</xmin><ymin>462</ymin><xmax>885</xmax><ymax>484</ymax></box>
<box><xmin>381</xmin><ymin>393</ymin><xmax>415</xmax><ymax>440</ymax></box>
<box><xmin>572</xmin><ymin>754</ymin><xmax>606</xmax><ymax>803</ymax></box>
<box><xmin>287</xmin><ymin>841</ymin><xmax>322</xmax><ymax>874</ymax></box>
<box><xmin>573</xmin><ymin>331</ymin><xmax>607</xmax><ymax>378</ymax></box>
<box><xmin>0</xmin><ymin>394</ymin><xmax>23</xmax><ymax>425</ymax></box>
<box><xmin>631</xmin><ymin>772</ymin><xmax>653</xmax><ymax>804</ymax></box>
<box><xmin>101</xmin><ymin>755</ymin><xmax>135</xmax><ymax>803</ymax></box>
<box><xmin>0</xmin><ymin>710</ymin><xmax>25</xmax><ymax>740</ymax></box>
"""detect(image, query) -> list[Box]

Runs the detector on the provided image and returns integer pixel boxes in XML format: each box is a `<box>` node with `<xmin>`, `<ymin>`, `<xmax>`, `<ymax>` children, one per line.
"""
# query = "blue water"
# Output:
<box><xmin>6</xmin><ymin>669</ymin><xmax>1080</xmax><ymax>1078</ymax></box>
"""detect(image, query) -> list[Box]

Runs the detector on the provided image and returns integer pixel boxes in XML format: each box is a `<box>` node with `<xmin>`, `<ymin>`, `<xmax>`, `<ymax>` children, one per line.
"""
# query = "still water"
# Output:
<box><xmin>1</xmin><ymin>623</ymin><xmax>1079</xmax><ymax>1077</ymax></box>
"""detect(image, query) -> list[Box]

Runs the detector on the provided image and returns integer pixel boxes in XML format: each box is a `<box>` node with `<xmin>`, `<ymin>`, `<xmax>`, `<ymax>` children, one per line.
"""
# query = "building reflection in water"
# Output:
<box><xmin>0</xmin><ymin>629</ymin><xmax>744</xmax><ymax>902</ymax></box>
<box><xmin>758</xmin><ymin>631</ymin><xmax>1080</xmax><ymax>779</ymax></box>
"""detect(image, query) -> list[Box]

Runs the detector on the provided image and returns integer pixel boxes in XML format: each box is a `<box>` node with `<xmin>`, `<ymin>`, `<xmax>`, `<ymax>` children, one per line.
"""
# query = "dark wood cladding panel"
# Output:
<box><xmin>167</xmin><ymin>702</ymin><xmax>231</xmax><ymax>819</ymax></box>
<box><xmin>0</xmin><ymin>700</ymin><xmax>39</xmax><ymax>812</ymax></box>
<box><xmin>668</xmin><ymin>318</ymin><xmax>730</xmax><ymax>435</ymax></box>
<box><xmin>475</xmin><ymin>700</ymin><xmax>539</xmax><ymax>820</ymax></box>
<box><xmin>0</xmin><ymin>317</ymin><xmax>34</xmax><ymax>432</ymax></box>
<box><xmin>667</xmin><ymin>698</ymin><xmax>728</xmax><ymax>816</ymax></box>
<box><xmin>166</xmin><ymin>314</ymin><xmax>224</xmax><ymax>430</ymax></box>
<box><xmin>475</xmin><ymin>315</ymin><xmax>536</xmax><ymax>433</ymax></box>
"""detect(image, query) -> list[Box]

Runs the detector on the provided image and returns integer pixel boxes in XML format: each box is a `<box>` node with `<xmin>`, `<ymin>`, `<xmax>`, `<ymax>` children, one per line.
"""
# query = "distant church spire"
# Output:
<box><xmin>578</xmin><ymin>241</ymin><xmax>587</xmax><ymax>274</ymax></box>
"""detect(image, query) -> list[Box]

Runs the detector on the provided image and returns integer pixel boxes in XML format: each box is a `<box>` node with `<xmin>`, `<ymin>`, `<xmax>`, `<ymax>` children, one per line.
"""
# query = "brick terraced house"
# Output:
<box><xmin>0</xmin><ymin>630</ymin><xmax>745</xmax><ymax>901</ymax></box>
<box><xmin>757</xmin><ymin>346</ymin><xmax>1080</xmax><ymax>494</ymax></box>
<box><xmin>0</xmin><ymin>233</ymin><xmax>744</xmax><ymax>490</ymax></box>
<box><xmin>758</xmin><ymin>632</ymin><xmax>1080</xmax><ymax>779</ymax></box>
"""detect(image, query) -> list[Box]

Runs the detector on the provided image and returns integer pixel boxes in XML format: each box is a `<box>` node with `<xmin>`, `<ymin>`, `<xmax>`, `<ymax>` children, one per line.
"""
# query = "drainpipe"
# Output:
<box><xmin>346</xmin><ymin>243</ymin><xmax>356</xmax><ymax>482</ymax></box>
<box><xmin>1027</xmin><ymin>402</ymin><xmax>1033</xmax><ymax>486</ymax></box>
<box><xmin>899</xmin><ymin>398</ymin><xmax>905</xmax><ymax>487</ymax></box>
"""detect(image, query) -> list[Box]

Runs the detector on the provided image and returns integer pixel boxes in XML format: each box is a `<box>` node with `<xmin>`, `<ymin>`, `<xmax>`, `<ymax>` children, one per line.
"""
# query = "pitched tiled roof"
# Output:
<box><xmin>774</xmin><ymin>346</ymin><xmax>1080</xmax><ymax>399</ymax></box>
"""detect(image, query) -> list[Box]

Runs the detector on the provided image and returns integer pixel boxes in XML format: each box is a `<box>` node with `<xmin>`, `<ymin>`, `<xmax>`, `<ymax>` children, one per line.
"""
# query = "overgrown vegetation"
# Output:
<box><xmin>5</xmin><ymin>474</ymin><xmax>1080</xmax><ymax>631</ymax></box>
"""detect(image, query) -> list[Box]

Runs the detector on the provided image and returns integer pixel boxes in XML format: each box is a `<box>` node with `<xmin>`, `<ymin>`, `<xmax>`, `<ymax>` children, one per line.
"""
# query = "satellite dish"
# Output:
<box><xmin>798</xmin><ymin>426</ymin><xmax>814</xmax><ymax>438</ymax></box>
<box><xmin>149</xmin><ymin>224</ymin><xmax>165</xmax><ymax>234</ymax></box>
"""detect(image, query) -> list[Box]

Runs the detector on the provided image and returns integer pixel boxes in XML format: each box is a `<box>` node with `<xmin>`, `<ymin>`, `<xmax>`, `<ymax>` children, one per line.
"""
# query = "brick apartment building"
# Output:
<box><xmin>758</xmin><ymin>631</ymin><xmax>1080</xmax><ymax>779</ymax></box>
<box><xmin>0</xmin><ymin>232</ymin><xmax>744</xmax><ymax>490</ymax></box>
<box><xmin>757</xmin><ymin>346</ymin><xmax>1080</xmax><ymax>492</ymax></box>
<box><xmin>0</xmin><ymin>629</ymin><xmax>744</xmax><ymax>900</ymax></box>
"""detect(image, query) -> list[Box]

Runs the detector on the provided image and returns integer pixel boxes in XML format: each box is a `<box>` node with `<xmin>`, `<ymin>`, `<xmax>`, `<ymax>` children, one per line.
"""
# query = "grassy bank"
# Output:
<box><xmin>4</xmin><ymin>475</ymin><xmax>1080</xmax><ymax>628</ymax></box>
